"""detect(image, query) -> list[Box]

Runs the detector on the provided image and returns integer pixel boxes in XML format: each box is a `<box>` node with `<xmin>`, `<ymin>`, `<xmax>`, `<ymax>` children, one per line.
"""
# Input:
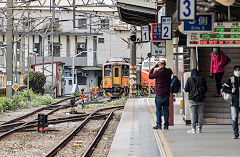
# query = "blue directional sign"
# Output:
<box><xmin>183</xmin><ymin>14</ymin><xmax>213</xmax><ymax>32</ymax></box>
<box><xmin>151</xmin><ymin>23</ymin><xmax>162</xmax><ymax>42</ymax></box>
<box><xmin>14</xmin><ymin>75</ymin><xmax>17</xmax><ymax>83</ymax></box>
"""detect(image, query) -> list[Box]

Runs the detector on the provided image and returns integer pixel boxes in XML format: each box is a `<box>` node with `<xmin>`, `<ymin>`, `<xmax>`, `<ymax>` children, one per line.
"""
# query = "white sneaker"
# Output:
<box><xmin>197</xmin><ymin>128</ymin><xmax>202</xmax><ymax>133</ymax></box>
<box><xmin>187</xmin><ymin>129</ymin><xmax>196</xmax><ymax>134</ymax></box>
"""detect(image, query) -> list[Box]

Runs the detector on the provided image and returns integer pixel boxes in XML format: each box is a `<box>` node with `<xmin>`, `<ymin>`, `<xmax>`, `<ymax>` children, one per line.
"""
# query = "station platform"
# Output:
<box><xmin>108</xmin><ymin>98</ymin><xmax>240</xmax><ymax>157</ymax></box>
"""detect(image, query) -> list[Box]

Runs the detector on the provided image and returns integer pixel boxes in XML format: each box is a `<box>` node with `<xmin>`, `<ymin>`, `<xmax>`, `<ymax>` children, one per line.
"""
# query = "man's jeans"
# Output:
<box><xmin>231</xmin><ymin>106</ymin><xmax>240</xmax><ymax>136</ymax></box>
<box><xmin>189</xmin><ymin>100</ymin><xmax>204</xmax><ymax>130</ymax></box>
<box><xmin>155</xmin><ymin>95</ymin><xmax>169</xmax><ymax>127</ymax></box>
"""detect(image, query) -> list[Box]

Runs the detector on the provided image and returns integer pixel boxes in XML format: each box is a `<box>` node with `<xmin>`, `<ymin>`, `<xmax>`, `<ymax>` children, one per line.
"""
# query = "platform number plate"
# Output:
<box><xmin>178</xmin><ymin>0</ymin><xmax>196</xmax><ymax>21</ymax></box>
<box><xmin>141</xmin><ymin>25</ymin><xmax>150</xmax><ymax>42</ymax></box>
<box><xmin>161</xmin><ymin>17</ymin><xmax>172</xmax><ymax>40</ymax></box>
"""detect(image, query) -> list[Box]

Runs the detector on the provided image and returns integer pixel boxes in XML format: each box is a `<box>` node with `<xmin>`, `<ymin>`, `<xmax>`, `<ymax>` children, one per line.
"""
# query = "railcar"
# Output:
<box><xmin>102</xmin><ymin>58</ymin><xmax>130</xmax><ymax>98</ymax></box>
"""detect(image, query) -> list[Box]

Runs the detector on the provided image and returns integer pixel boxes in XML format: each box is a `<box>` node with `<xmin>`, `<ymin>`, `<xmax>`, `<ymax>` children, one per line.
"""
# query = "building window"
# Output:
<box><xmin>78</xmin><ymin>18</ymin><xmax>87</xmax><ymax>29</ymax></box>
<box><xmin>0</xmin><ymin>42</ymin><xmax>3</xmax><ymax>56</ymax></box>
<box><xmin>77</xmin><ymin>73</ymin><xmax>87</xmax><ymax>85</ymax></box>
<box><xmin>49</xmin><ymin>42</ymin><xmax>61</xmax><ymax>57</ymax></box>
<box><xmin>76</xmin><ymin>42</ymin><xmax>87</xmax><ymax>57</ymax></box>
<box><xmin>100</xmin><ymin>18</ymin><xmax>110</xmax><ymax>29</ymax></box>
<box><xmin>34</xmin><ymin>43</ymin><xmax>40</xmax><ymax>56</ymax></box>
<box><xmin>98</xmin><ymin>38</ymin><xmax>104</xmax><ymax>44</ymax></box>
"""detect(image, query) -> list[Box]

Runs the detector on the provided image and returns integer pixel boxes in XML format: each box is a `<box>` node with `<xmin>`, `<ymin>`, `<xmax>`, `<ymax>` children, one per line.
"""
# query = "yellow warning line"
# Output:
<box><xmin>145</xmin><ymin>98</ymin><xmax>174</xmax><ymax>157</ymax></box>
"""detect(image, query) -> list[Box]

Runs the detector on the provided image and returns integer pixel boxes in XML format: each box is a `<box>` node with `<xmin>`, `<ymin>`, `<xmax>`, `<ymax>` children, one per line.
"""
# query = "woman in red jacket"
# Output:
<box><xmin>210</xmin><ymin>47</ymin><xmax>226</xmax><ymax>97</ymax></box>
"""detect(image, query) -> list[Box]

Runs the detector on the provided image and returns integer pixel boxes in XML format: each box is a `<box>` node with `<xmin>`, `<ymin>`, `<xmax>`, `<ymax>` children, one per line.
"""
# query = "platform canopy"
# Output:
<box><xmin>116</xmin><ymin>0</ymin><xmax>156</xmax><ymax>26</ymax></box>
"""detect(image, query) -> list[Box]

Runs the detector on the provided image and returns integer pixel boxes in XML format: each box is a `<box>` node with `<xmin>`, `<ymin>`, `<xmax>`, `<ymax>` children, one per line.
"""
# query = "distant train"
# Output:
<box><xmin>102</xmin><ymin>58</ymin><xmax>130</xmax><ymax>98</ymax></box>
<box><xmin>102</xmin><ymin>57</ymin><xmax>163</xmax><ymax>97</ymax></box>
<box><xmin>140</xmin><ymin>57</ymin><xmax>160</xmax><ymax>95</ymax></box>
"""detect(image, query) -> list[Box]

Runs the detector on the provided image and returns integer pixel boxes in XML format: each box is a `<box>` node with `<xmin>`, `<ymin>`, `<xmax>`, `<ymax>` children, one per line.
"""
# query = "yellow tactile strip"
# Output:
<box><xmin>145</xmin><ymin>98</ymin><xmax>174</xmax><ymax>157</ymax></box>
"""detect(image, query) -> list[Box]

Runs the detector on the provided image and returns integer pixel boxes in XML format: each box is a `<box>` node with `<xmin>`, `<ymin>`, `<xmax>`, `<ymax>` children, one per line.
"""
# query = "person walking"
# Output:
<box><xmin>210</xmin><ymin>47</ymin><xmax>226</xmax><ymax>97</ymax></box>
<box><xmin>149</xmin><ymin>58</ymin><xmax>172</xmax><ymax>130</ymax></box>
<box><xmin>185</xmin><ymin>69</ymin><xmax>207</xmax><ymax>133</ymax></box>
<box><xmin>222</xmin><ymin>66</ymin><xmax>240</xmax><ymax>139</ymax></box>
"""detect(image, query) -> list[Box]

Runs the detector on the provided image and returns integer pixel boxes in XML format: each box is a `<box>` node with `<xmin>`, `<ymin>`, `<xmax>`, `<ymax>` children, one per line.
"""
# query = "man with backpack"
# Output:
<box><xmin>222</xmin><ymin>66</ymin><xmax>240</xmax><ymax>139</ymax></box>
<box><xmin>184</xmin><ymin>69</ymin><xmax>207</xmax><ymax>133</ymax></box>
<box><xmin>149</xmin><ymin>58</ymin><xmax>172</xmax><ymax>130</ymax></box>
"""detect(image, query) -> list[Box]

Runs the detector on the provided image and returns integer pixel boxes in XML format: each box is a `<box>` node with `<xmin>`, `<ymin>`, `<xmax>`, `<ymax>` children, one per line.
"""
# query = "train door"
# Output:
<box><xmin>113</xmin><ymin>66</ymin><xmax>121</xmax><ymax>85</ymax></box>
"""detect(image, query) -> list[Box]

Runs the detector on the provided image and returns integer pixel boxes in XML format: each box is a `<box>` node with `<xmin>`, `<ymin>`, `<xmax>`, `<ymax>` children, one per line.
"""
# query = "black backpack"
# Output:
<box><xmin>170</xmin><ymin>75</ymin><xmax>181</xmax><ymax>93</ymax></box>
<box><xmin>191</xmin><ymin>77</ymin><xmax>205</xmax><ymax>102</ymax></box>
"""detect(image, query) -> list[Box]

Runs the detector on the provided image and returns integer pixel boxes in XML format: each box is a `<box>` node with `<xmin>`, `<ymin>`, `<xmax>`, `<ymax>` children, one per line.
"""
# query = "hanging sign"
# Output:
<box><xmin>161</xmin><ymin>16</ymin><xmax>172</xmax><ymax>40</ymax></box>
<box><xmin>178</xmin><ymin>0</ymin><xmax>196</xmax><ymax>21</ymax></box>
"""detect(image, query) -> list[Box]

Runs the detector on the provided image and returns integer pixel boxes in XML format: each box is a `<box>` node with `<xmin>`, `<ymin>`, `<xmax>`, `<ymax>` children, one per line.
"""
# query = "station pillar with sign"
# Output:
<box><xmin>129</xmin><ymin>25</ymin><xmax>137</xmax><ymax>97</ymax></box>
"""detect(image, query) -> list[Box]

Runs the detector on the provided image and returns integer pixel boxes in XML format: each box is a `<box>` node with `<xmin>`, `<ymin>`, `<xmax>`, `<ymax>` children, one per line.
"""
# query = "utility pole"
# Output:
<box><xmin>51</xmin><ymin>0</ymin><xmax>55</xmax><ymax>98</ymax></box>
<box><xmin>129</xmin><ymin>25</ymin><xmax>137</xmax><ymax>97</ymax></box>
<box><xmin>6</xmin><ymin>0</ymin><xmax>13</xmax><ymax>99</ymax></box>
<box><xmin>27</xmin><ymin>1</ymin><xmax>31</xmax><ymax>101</ymax></box>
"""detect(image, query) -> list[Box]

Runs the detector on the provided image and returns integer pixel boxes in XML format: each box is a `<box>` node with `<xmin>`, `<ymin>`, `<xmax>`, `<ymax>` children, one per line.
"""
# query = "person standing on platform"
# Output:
<box><xmin>149</xmin><ymin>58</ymin><xmax>172</xmax><ymax>130</ymax></box>
<box><xmin>210</xmin><ymin>47</ymin><xmax>226</xmax><ymax>97</ymax></box>
<box><xmin>185</xmin><ymin>69</ymin><xmax>207</xmax><ymax>133</ymax></box>
<box><xmin>222</xmin><ymin>66</ymin><xmax>240</xmax><ymax>139</ymax></box>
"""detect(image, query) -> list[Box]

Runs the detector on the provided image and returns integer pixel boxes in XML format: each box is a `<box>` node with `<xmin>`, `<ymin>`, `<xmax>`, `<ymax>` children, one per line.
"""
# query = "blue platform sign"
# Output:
<box><xmin>151</xmin><ymin>23</ymin><xmax>162</xmax><ymax>42</ymax></box>
<box><xmin>183</xmin><ymin>14</ymin><xmax>213</xmax><ymax>32</ymax></box>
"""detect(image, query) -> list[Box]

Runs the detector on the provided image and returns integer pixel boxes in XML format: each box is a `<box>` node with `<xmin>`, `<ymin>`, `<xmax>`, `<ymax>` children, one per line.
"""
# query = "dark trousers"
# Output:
<box><xmin>155</xmin><ymin>95</ymin><xmax>169</xmax><ymax>127</ymax></box>
<box><xmin>231</xmin><ymin>106</ymin><xmax>239</xmax><ymax>136</ymax></box>
<box><xmin>215</xmin><ymin>72</ymin><xmax>224</xmax><ymax>94</ymax></box>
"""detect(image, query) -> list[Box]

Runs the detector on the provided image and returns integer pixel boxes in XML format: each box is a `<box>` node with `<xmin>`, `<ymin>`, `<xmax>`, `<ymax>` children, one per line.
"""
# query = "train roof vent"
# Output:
<box><xmin>106</xmin><ymin>58</ymin><xmax>129</xmax><ymax>63</ymax></box>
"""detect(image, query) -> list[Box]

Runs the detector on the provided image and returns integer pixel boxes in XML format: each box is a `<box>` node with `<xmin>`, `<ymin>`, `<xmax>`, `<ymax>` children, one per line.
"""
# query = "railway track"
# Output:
<box><xmin>0</xmin><ymin>96</ymin><xmax>113</xmax><ymax>141</ymax></box>
<box><xmin>44</xmin><ymin>105</ymin><xmax>124</xmax><ymax>157</ymax></box>
<box><xmin>0</xmin><ymin>96</ymin><xmax>75</xmax><ymax>126</ymax></box>
<box><xmin>0</xmin><ymin>97</ymin><xmax>80</xmax><ymax>140</ymax></box>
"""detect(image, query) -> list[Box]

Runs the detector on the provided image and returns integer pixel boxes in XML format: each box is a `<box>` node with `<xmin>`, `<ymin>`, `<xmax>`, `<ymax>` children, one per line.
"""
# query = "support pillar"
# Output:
<box><xmin>6</xmin><ymin>0</ymin><xmax>13</xmax><ymax>99</ymax></box>
<box><xmin>129</xmin><ymin>25</ymin><xmax>137</xmax><ymax>97</ymax></box>
<box><xmin>190</xmin><ymin>48</ymin><xmax>197</xmax><ymax>69</ymax></box>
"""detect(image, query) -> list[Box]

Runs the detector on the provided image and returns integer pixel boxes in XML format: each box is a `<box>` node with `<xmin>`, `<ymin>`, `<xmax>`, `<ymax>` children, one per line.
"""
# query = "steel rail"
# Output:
<box><xmin>0</xmin><ymin>96</ymin><xmax>75</xmax><ymax>126</ymax></box>
<box><xmin>0</xmin><ymin>103</ymin><xmax>79</xmax><ymax>140</ymax></box>
<box><xmin>0</xmin><ymin>114</ymin><xmax>108</xmax><ymax>133</ymax></box>
<box><xmin>44</xmin><ymin>105</ymin><xmax>124</xmax><ymax>157</ymax></box>
<box><xmin>82</xmin><ymin>108</ymin><xmax>120</xmax><ymax>157</ymax></box>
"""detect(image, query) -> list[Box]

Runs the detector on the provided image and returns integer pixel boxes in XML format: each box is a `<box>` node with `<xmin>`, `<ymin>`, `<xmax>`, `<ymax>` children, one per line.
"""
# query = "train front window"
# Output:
<box><xmin>143</xmin><ymin>62</ymin><xmax>156</xmax><ymax>68</ymax></box>
<box><xmin>122</xmin><ymin>65</ymin><xmax>129</xmax><ymax>77</ymax></box>
<box><xmin>115</xmin><ymin>68</ymin><xmax>119</xmax><ymax>77</ymax></box>
<box><xmin>104</xmin><ymin>65</ymin><xmax>111</xmax><ymax>77</ymax></box>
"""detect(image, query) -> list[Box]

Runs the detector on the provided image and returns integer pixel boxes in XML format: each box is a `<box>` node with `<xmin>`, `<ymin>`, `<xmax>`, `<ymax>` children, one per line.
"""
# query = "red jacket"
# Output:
<box><xmin>210</xmin><ymin>50</ymin><xmax>226</xmax><ymax>74</ymax></box>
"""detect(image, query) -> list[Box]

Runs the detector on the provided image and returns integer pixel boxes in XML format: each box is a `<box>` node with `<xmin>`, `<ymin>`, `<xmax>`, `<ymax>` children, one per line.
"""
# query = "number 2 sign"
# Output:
<box><xmin>161</xmin><ymin>17</ymin><xmax>172</xmax><ymax>40</ymax></box>
<box><xmin>178</xmin><ymin>0</ymin><xmax>196</xmax><ymax>21</ymax></box>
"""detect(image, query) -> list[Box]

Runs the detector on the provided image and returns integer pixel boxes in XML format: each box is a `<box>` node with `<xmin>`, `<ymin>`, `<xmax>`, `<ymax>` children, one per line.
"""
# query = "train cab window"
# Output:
<box><xmin>104</xmin><ymin>65</ymin><xmax>111</xmax><ymax>77</ymax></box>
<box><xmin>69</xmin><ymin>80</ymin><xmax>72</xmax><ymax>85</ymax></box>
<box><xmin>122</xmin><ymin>65</ymin><xmax>129</xmax><ymax>77</ymax></box>
<box><xmin>115</xmin><ymin>68</ymin><xmax>119</xmax><ymax>77</ymax></box>
<box><xmin>143</xmin><ymin>62</ymin><xmax>156</xmax><ymax>68</ymax></box>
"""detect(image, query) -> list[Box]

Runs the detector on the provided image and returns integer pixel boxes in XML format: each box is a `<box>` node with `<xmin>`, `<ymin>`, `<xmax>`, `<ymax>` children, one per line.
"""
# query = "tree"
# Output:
<box><xmin>24</xmin><ymin>71</ymin><xmax>46</xmax><ymax>94</ymax></box>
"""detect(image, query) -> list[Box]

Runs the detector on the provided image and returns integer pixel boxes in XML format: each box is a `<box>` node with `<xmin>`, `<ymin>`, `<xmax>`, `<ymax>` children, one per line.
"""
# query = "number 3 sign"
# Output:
<box><xmin>178</xmin><ymin>0</ymin><xmax>196</xmax><ymax>21</ymax></box>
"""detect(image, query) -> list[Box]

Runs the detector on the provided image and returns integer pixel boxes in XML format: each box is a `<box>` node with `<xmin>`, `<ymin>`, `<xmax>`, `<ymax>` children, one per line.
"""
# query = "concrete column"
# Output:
<box><xmin>129</xmin><ymin>25</ymin><xmax>137</xmax><ymax>97</ymax></box>
<box><xmin>6</xmin><ymin>0</ymin><xmax>13</xmax><ymax>98</ymax></box>
<box><xmin>190</xmin><ymin>48</ymin><xmax>197</xmax><ymax>69</ymax></box>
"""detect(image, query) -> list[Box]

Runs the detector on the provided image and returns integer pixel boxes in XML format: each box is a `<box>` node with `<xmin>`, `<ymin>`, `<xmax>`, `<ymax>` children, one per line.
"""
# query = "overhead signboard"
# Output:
<box><xmin>178</xmin><ymin>0</ymin><xmax>196</xmax><ymax>21</ymax></box>
<box><xmin>161</xmin><ymin>16</ymin><xmax>172</xmax><ymax>40</ymax></box>
<box><xmin>151</xmin><ymin>23</ymin><xmax>162</xmax><ymax>42</ymax></box>
<box><xmin>187</xmin><ymin>22</ymin><xmax>240</xmax><ymax>47</ymax></box>
<box><xmin>183</xmin><ymin>13</ymin><xmax>214</xmax><ymax>33</ymax></box>
<box><xmin>141</xmin><ymin>25</ymin><xmax>150</xmax><ymax>42</ymax></box>
<box><xmin>151</xmin><ymin>42</ymin><xmax>166</xmax><ymax>56</ymax></box>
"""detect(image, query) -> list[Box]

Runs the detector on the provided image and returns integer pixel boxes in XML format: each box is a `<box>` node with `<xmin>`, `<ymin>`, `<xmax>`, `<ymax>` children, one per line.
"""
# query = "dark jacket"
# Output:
<box><xmin>149</xmin><ymin>67</ymin><xmax>172</xmax><ymax>96</ymax></box>
<box><xmin>185</xmin><ymin>70</ymin><xmax>207</xmax><ymax>102</ymax></box>
<box><xmin>222</xmin><ymin>76</ymin><xmax>240</xmax><ymax>107</ymax></box>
